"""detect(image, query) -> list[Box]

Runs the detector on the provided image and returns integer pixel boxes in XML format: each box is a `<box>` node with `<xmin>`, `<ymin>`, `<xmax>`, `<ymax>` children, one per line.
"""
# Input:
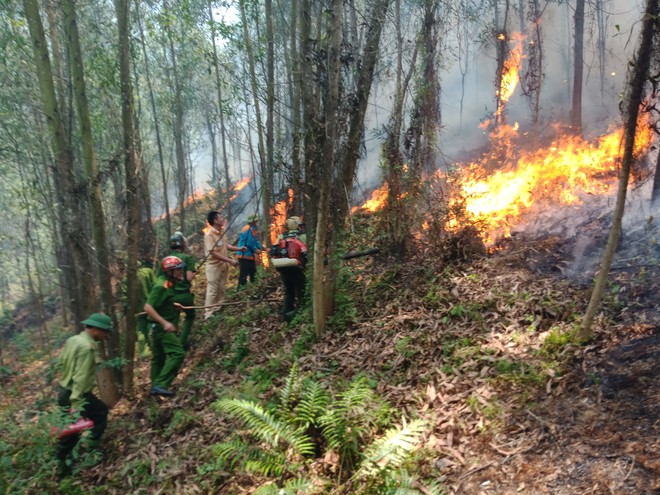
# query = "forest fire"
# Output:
<box><xmin>354</xmin><ymin>120</ymin><xmax>654</xmax><ymax>247</ymax></box>
<box><xmin>447</xmin><ymin>121</ymin><xmax>654</xmax><ymax>245</ymax></box>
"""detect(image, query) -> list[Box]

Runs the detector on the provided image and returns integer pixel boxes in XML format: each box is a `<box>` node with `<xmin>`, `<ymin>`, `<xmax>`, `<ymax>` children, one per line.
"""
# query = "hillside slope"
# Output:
<box><xmin>1</xmin><ymin>235</ymin><xmax>658</xmax><ymax>494</ymax></box>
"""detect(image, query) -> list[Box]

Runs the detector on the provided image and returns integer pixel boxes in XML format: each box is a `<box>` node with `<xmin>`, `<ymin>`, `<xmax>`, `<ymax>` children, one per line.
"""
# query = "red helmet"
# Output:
<box><xmin>161</xmin><ymin>255</ymin><xmax>185</xmax><ymax>272</ymax></box>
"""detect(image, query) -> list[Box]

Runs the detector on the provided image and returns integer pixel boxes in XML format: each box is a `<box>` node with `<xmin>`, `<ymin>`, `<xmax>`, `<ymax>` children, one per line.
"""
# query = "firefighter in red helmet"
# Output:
<box><xmin>143</xmin><ymin>255</ymin><xmax>186</xmax><ymax>397</ymax></box>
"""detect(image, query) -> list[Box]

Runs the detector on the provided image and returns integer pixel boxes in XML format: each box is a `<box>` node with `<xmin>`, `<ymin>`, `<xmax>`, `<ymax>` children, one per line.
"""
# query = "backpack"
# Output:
<box><xmin>270</xmin><ymin>233</ymin><xmax>307</xmax><ymax>268</ymax></box>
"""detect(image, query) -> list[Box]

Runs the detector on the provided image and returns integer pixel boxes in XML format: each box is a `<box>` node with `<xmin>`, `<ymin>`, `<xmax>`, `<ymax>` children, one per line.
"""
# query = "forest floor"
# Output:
<box><xmin>1</xmin><ymin>224</ymin><xmax>659</xmax><ymax>494</ymax></box>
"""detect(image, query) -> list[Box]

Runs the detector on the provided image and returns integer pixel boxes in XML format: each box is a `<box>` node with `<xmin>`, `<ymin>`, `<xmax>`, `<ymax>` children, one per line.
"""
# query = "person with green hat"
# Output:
<box><xmin>236</xmin><ymin>214</ymin><xmax>265</xmax><ymax>286</ymax></box>
<box><xmin>55</xmin><ymin>313</ymin><xmax>113</xmax><ymax>477</ymax></box>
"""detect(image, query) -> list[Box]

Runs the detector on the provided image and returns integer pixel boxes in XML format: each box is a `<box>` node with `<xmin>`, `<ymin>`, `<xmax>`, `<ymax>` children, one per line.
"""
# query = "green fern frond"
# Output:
<box><xmin>213</xmin><ymin>438</ymin><xmax>250</xmax><ymax>469</ymax></box>
<box><xmin>253</xmin><ymin>477</ymin><xmax>316</xmax><ymax>495</ymax></box>
<box><xmin>386</xmin><ymin>470</ymin><xmax>446</xmax><ymax>495</ymax></box>
<box><xmin>215</xmin><ymin>398</ymin><xmax>315</xmax><ymax>456</ymax></box>
<box><xmin>293</xmin><ymin>380</ymin><xmax>330</xmax><ymax>427</ymax></box>
<box><xmin>242</xmin><ymin>449</ymin><xmax>289</xmax><ymax>477</ymax></box>
<box><xmin>336</xmin><ymin>377</ymin><xmax>375</xmax><ymax>415</ymax></box>
<box><xmin>280</xmin><ymin>363</ymin><xmax>301</xmax><ymax>411</ymax></box>
<box><xmin>358</xmin><ymin>419</ymin><xmax>427</xmax><ymax>477</ymax></box>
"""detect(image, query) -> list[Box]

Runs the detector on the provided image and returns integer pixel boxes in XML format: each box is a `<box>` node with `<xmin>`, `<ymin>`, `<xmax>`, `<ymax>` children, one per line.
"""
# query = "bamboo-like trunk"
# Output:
<box><xmin>23</xmin><ymin>0</ymin><xmax>94</xmax><ymax>327</ymax></box>
<box><xmin>580</xmin><ymin>0</ymin><xmax>659</xmax><ymax>338</ymax></box>
<box><xmin>136</xmin><ymin>0</ymin><xmax>170</xmax><ymax>238</ymax></box>
<box><xmin>115</xmin><ymin>0</ymin><xmax>141</xmax><ymax>395</ymax></box>
<box><xmin>571</xmin><ymin>0</ymin><xmax>585</xmax><ymax>133</ymax></box>
<box><xmin>239</xmin><ymin>0</ymin><xmax>272</xmax><ymax>231</ymax></box>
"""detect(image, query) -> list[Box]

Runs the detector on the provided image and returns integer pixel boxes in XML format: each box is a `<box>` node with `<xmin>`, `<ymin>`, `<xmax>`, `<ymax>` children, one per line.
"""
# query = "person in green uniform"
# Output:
<box><xmin>160</xmin><ymin>232</ymin><xmax>197</xmax><ymax>350</ymax></box>
<box><xmin>122</xmin><ymin>257</ymin><xmax>156</xmax><ymax>353</ymax></box>
<box><xmin>56</xmin><ymin>313</ymin><xmax>113</xmax><ymax>477</ymax></box>
<box><xmin>136</xmin><ymin>259</ymin><xmax>156</xmax><ymax>351</ymax></box>
<box><xmin>144</xmin><ymin>255</ymin><xmax>186</xmax><ymax>397</ymax></box>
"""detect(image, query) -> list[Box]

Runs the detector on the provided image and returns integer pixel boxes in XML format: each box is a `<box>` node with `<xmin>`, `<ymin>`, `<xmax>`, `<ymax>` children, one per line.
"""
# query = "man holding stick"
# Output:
<box><xmin>203</xmin><ymin>211</ymin><xmax>244</xmax><ymax>320</ymax></box>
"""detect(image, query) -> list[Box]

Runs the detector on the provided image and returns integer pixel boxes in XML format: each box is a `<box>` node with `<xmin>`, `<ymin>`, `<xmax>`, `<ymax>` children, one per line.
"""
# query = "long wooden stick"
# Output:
<box><xmin>135</xmin><ymin>298</ymin><xmax>279</xmax><ymax>316</ymax></box>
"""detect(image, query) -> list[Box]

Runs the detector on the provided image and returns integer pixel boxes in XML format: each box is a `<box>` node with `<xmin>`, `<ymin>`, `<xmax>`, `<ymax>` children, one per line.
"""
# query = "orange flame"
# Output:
<box><xmin>352</xmin><ymin>184</ymin><xmax>389</xmax><ymax>213</ymax></box>
<box><xmin>495</xmin><ymin>32</ymin><xmax>525</xmax><ymax>122</ymax></box>
<box><xmin>270</xmin><ymin>189</ymin><xmax>294</xmax><ymax>244</ymax></box>
<box><xmin>447</xmin><ymin>119</ymin><xmax>654</xmax><ymax>245</ymax></box>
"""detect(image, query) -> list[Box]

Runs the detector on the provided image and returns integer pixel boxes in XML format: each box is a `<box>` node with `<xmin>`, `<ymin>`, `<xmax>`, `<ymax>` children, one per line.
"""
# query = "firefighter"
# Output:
<box><xmin>236</xmin><ymin>214</ymin><xmax>265</xmax><ymax>286</ymax></box>
<box><xmin>144</xmin><ymin>255</ymin><xmax>186</xmax><ymax>397</ymax></box>
<box><xmin>56</xmin><ymin>313</ymin><xmax>113</xmax><ymax>477</ymax></box>
<box><xmin>163</xmin><ymin>232</ymin><xmax>197</xmax><ymax>350</ymax></box>
<box><xmin>272</xmin><ymin>217</ymin><xmax>307</xmax><ymax>322</ymax></box>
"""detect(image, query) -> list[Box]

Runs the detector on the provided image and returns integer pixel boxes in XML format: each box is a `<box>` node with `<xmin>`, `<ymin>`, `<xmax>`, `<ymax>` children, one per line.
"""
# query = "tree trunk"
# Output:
<box><xmin>63</xmin><ymin>0</ymin><xmax>121</xmax><ymax>404</ymax></box>
<box><xmin>115</xmin><ymin>0</ymin><xmax>141</xmax><ymax>394</ymax></box>
<box><xmin>266</xmin><ymin>0</ymin><xmax>275</xmax><ymax>211</ymax></box>
<box><xmin>312</xmin><ymin>0</ymin><xmax>343</xmax><ymax>336</ymax></box>
<box><xmin>571</xmin><ymin>0</ymin><xmax>585</xmax><ymax>133</ymax></box>
<box><xmin>23</xmin><ymin>0</ymin><xmax>94</xmax><ymax>327</ymax></box>
<box><xmin>207</xmin><ymin>0</ymin><xmax>232</xmax><ymax>221</ymax></box>
<box><xmin>289</xmin><ymin>0</ymin><xmax>303</xmax><ymax>215</ymax></box>
<box><xmin>239</xmin><ymin>0</ymin><xmax>272</xmax><ymax>230</ymax></box>
<box><xmin>62</xmin><ymin>0</ymin><xmax>119</xmax><ymax>353</ymax></box>
<box><xmin>136</xmin><ymin>0</ymin><xmax>170</xmax><ymax>237</ymax></box>
<box><xmin>652</xmin><ymin>146</ymin><xmax>660</xmax><ymax>205</ymax></box>
<box><xmin>299</xmin><ymin>0</ymin><xmax>322</xmax><ymax>232</ymax></box>
<box><xmin>164</xmin><ymin>0</ymin><xmax>187</xmax><ymax>232</ymax></box>
<box><xmin>580</xmin><ymin>0</ymin><xmax>659</xmax><ymax>339</ymax></box>
<box><xmin>385</xmin><ymin>0</ymin><xmax>418</xmax><ymax>257</ymax></box>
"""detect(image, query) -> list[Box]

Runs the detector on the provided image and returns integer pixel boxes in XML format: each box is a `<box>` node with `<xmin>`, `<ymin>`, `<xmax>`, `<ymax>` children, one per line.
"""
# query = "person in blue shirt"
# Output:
<box><xmin>236</xmin><ymin>214</ymin><xmax>264</xmax><ymax>286</ymax></box>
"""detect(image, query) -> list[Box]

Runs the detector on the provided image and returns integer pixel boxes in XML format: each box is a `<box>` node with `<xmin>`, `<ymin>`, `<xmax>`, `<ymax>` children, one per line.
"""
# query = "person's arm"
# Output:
<box><xmin>251</xmin><ymin>228</ymin><xmax>264</xmax><ymax>251</ymax></box>
<box><xmin>69</xmin><ymin>344</ymin><xmax>95</xmax><ymax>410</ymax></box>
<box><xmin>228</xmin><ymin>243</ymin><xmax>246</xmax><ymax>253</ymax></box>
<box><xmin>144</xmin><ymin>303</ymin><xmax>176</xmax><ymax>332</ymax></box>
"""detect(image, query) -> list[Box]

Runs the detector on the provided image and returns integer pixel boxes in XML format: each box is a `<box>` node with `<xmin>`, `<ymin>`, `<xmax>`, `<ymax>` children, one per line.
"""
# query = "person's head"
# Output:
<box><xmin>161</xmin><ymin>255</ymin><xmax>186</xmax><ymax>281</ymax></box>
<box><xmin>247</xmin><ymin>214</ymin><xmax>259</xmax><ymax>225</ymax></box>
<box><xmin>207</xmin><ymin>211</ymin><xmax>225</xmax><ymax>230</ymax></box>
<box><xmin>285</xmin><ymin>216</ymin><xmax>303</xmax><ymax>232</ymax></box>
<box><xmin>169</xmin><ymin>232</ymin><xmax>185</xmax><ymax>250</ymax></box>
<box><xmin>81</xmin><ymin>313</ymin><xmax>113</xmax><ymax>341</ymax></box>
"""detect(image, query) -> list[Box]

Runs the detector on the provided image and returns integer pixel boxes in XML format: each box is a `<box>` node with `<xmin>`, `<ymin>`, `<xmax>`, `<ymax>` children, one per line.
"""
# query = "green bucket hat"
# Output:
<box><xmin>81</xmin><ymin>313</ymin><xmax>113</xmax><ymax>332</ymax></box>
<box><xmin>247</xmin><ymin>214</ymin><xmax>260</xmax><ymax>223</ymax></box>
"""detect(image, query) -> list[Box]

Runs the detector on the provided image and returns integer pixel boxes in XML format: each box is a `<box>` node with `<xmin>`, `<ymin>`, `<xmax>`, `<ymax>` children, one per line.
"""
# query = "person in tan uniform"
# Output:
<box><xmin>204</xmin><ymin>211</ymin><xmax>244</xmax><ymax>320</ymax></box>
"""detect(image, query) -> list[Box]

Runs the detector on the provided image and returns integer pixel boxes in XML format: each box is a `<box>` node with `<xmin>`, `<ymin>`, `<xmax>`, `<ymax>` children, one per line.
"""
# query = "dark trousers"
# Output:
<box><xmin>238</xmin><ymin>258</ymin><xmax>257</xmax><ymax>286</ymax></box>
<box><xmin>278</xmin><ymin>267</ymin><xmax>306</xmax><ymax>314</ymax></box>
<box><xmin>56</xmin><ymin>388</ymin><xmax>108</xmax><ymax>460</ymax></box>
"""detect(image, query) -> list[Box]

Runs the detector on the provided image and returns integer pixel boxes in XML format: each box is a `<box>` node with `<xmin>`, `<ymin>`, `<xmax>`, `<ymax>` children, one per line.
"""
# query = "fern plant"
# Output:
<box><xmin>212</xmin><ymin>366</ymin><xmax>433</xmax><ymax>494</ymax></box>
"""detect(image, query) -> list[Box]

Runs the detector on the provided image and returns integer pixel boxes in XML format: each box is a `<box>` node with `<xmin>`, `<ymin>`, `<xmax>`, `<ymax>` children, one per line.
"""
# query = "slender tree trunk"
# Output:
<box><xmin>136</xmin><ymin>0</ymin><xmax>170</xmax><ymax>237</ymax></box>
<box><xmin>116</xmin><ymin>0</ymin><xmax>141</xmax><ymax>394</ymax></box>
<box><xmin>63</xmin><ymin>0</ymin><xmax>118</xmax><ymax>350</ymax></box>
<box><xmin>300</xmin><ymin>0</ymin><xmax>322</xmax><ymax>232</ymax></box>
<box><xmin>266</xmin><ymin>0</ymin><xmax>275</xmax><ymax>210</ymax></box>
<box><xmin>164</xmin><ymin>0</ymin><xmax>187</xmax><ymax>232</ymax></box>
<box><xmin>207</xmin><ymin>0</ymin><xmax>232</xmax><ymax>220</ymax></box>
<box><xmin>23</xmin><ymin>0</ymin><xmax>94</xmax><ymax>328</ymax></box>
<box><xmin>312</xmin><ymin>0</ymin><xmax>342</xmax><ymax>335</ymax></box>
<box><xmin>239</xmin><ymin>0</ymin><xmax>271</xmax><ymax>230</ymax></box>
<box><xmin>652</xmin><ymin>147</ymin><xmax>660</xmax><ymax>205</ymax></box>
<box><xmin>289</xmin><ymin>0</ymin><xmax>303</xmax><ymax>214</ymax></box>
<box><xmin>571</xmin><ymin>0</ymin><xmax>585</xmax><ymax>132</ymax></box>
<box><xmin>385</xmin><ymin>0</ymin><xmax>418</xmax><ymax>256</ymax></box>
<box><xmin>580</xmin><ymin>0</ymin><xmax>659</xmax><ymax>338</ymax></box>
<box><xmin>31</xmin><ymin>106</ymin><xmax>71</xmax><ymax>328</ymax></box>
